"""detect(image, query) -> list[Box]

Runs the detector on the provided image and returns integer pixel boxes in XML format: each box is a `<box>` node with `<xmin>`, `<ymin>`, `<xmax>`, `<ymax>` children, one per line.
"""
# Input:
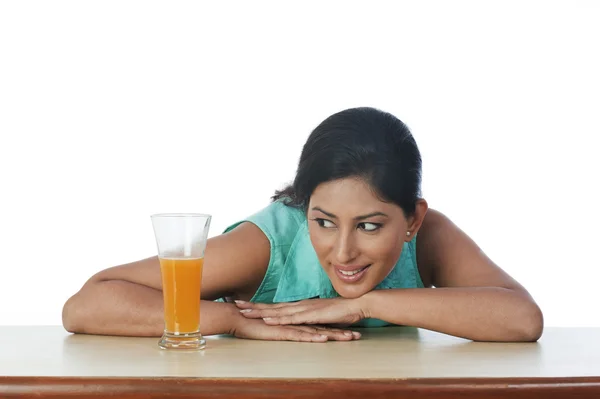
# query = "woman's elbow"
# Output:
<box><xmin>517</xmin><ymin>302</ymin><xmax>544</xmax><ymax>342</ymax></box>
<box><xmin>62</xmin><ymin>293</ymin><xmax>85</xmax><ymax>333</ymax></box>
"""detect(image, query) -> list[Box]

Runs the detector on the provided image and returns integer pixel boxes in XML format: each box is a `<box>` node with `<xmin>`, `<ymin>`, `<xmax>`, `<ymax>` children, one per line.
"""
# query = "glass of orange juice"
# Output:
<box><xmin>151</xmin><ymin>213</ymin><xmax>211</xmax><ymax>350</ymax></box>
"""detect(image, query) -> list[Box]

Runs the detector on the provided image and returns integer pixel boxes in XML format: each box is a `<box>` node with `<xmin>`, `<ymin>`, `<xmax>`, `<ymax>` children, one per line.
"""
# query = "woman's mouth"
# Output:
<box><xmin>334</xmin><ymin>264</ymin><xmax>371</xmax><ymax>283</ymax></box>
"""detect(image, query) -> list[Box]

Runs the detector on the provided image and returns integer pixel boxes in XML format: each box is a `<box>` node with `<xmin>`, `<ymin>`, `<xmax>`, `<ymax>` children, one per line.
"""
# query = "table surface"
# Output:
<box><xmin>1</xmin><ymin>325</ymin><xmax>599</xmax><ymax>378</ymax></box>
<box><xmin>1</xmin><ymin>326</ymin><xmax>599</xmax><ymax>398</ymax></box>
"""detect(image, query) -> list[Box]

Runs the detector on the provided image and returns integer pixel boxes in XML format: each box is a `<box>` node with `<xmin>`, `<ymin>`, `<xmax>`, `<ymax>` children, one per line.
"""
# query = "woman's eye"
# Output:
<box><xmin>315</xmin><ymin>218</ymin><xmax>336</xmax><ymax>228</ymax></box>
<box><xmin>359</xmin><ymin>222</ymin><xmax>381</xmax><ymax>232</ymax></box>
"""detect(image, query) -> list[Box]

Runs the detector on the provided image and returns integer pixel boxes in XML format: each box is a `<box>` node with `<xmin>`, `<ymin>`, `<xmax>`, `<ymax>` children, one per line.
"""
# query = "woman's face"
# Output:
<box><xmin>307</xmin><ymin>177</ymin><xmax>416</xmax><ymax>299</ymax></box>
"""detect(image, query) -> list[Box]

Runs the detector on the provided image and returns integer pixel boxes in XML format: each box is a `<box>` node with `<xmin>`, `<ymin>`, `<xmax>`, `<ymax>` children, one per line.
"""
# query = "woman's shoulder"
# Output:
<box><xmin>221</xmin><ymin>200</ymin><xmax>309</xmax><ymax>303</ymax></box>
<box><xmin>415</xmin><ymin>208</ymin><xmax>448</xmax><ymax>287</ymax></box>
<box><xmin>415</xmin><ymin>208</ymin><xmax>481</xmax><ymax>288</ymax></box>
<box><xmin>223</xmin><ymin>200</ymin><xmax>306</xmax><ymax>248</ymax></box>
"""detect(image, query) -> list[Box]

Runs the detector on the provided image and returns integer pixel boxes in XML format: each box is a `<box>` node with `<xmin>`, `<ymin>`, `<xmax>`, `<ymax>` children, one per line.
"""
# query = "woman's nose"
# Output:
<box><xmin>333</xmin><ymin>233</ymin><xmax>359</xmax><ymax>264</ymax></box>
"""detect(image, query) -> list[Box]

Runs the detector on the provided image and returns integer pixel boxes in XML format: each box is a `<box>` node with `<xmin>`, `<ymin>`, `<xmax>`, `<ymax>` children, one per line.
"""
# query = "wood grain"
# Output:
<box><xmin>2</xmin><ymin>377</ymin><xmax>600</xmax><ymax>399</ymax></box>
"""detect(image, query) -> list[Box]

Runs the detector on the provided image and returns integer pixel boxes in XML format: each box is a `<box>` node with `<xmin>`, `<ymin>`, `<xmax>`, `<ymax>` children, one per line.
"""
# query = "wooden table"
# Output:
<box><xmin>1</xmin><ymin>326</ymin><xmax>599</xmax><ymax>398</ymax></box>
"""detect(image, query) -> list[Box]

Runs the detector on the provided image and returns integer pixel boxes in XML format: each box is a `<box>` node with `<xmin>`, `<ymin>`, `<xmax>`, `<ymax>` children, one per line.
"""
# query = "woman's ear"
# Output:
<box><xmin>405</xmin><ymin>199</ymin><xmax>428</xmax><ymax>241</ymax></box>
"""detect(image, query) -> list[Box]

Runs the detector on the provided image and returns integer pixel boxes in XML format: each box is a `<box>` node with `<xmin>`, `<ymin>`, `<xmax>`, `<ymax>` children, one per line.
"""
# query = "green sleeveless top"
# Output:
<box><xmin>223</xmin><ymin>200</ymin><xmax>425</xmax><ymax>327</ymax></box>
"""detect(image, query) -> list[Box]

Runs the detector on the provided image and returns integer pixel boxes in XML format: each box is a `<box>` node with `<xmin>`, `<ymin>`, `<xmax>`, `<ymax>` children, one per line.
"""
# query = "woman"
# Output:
<box><xmin>62</xmin><ymin>107</ymin><xmax>543</xmax><ymax>343</ymax></box>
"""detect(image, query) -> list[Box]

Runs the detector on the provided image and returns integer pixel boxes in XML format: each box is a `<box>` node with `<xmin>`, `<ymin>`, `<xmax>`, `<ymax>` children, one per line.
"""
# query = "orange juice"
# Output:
<box><xmin>159</xmin><ymin>257</ymin><xmax>203</xmax><ymax>333</ymax></box>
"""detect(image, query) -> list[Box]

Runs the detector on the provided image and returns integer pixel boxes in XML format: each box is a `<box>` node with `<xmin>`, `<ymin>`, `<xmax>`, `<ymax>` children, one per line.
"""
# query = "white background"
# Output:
<box><xmin>1</xmin><ymin>1</ymin><xmax>598</xmax><ymax>328</ymax></box>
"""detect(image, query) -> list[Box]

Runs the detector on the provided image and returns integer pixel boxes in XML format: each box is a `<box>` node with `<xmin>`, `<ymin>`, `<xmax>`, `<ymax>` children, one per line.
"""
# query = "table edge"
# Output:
<box><xmin>2</xmin><ymin>376</ymin><xmax>600</xmax><ymax>398</ymax></box>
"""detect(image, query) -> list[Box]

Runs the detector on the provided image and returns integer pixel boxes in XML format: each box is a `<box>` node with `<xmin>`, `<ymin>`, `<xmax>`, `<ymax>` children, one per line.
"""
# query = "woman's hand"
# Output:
<box><xmin>230</xmin><ymin>314</ymin><xmax>361</xmax><ymax>342</ymax></box>
<box><xmin>235</xmin><ymin>298</ymin><xmax>367</xmax><ymax>327</ymax></box>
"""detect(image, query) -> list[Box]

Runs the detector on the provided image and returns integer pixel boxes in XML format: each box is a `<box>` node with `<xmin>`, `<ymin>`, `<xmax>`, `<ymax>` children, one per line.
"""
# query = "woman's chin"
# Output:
<box><xmin>331</xmin><ymin>280</ymin><xmax>374</xmax><ymax>299</ymax></box>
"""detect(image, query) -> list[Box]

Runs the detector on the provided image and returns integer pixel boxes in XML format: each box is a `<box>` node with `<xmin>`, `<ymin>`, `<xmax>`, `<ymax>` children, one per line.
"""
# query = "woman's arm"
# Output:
<box><xmin>62</xmin><ymin>279</ymin><xmax>242</xmax><ymax>337</ymax></box>
<box><xmin>62</xmin><ymin>222</ymin><xmax>271</xmax><ymax>337</ymax></box>
<box><xmin>62</xmin><ymin>222</ymin><xmax>361</xmax><ymax>342</ymax></box>
<box><xmin>237</xmin><ymin>209</ymin><xmax>543</xmax><ymax>342</ymax></box>
<box><xmin>363</xmin><ymin>287</ymin><xmax>542</xmax><ymax>342</ymax></box>
<box><xmin>364</xmin><ymin>209</ymin><xmax>543</xmax><ymax>342</ymax></box>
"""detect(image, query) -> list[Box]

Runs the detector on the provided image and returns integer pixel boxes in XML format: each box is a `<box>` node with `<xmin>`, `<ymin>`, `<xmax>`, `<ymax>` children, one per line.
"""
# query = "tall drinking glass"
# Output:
<box><xmin>151</xmin><ymin>213</ymin><xmax>211</xmax><ymax>350</ymax></box>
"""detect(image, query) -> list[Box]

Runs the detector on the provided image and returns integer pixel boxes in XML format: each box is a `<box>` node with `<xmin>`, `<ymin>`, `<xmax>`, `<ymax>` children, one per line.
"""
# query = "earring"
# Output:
<box><xmin>406</xmin><ymin>231</ymin><xmax>411</xmax><ymax>236</ymax></box>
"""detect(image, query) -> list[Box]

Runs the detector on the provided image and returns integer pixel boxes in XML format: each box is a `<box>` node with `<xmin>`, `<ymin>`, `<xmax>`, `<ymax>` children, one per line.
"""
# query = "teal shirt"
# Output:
<box><xmin>223</xmin><ymin>200</ymin><xmax>425</xmax><ymax>327</ymax></box>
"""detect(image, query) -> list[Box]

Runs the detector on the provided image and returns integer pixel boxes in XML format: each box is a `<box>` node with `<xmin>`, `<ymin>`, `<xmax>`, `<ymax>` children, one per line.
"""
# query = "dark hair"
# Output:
<box><xmin>272</xmin><ymin>107</ymin><xmax>423</xmax><ymax>217</ymax></box>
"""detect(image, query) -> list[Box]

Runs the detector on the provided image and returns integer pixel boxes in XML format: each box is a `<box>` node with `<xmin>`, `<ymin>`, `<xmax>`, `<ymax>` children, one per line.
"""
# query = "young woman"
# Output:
<box><xmin>62</xmin><ymin>107</ymin><xmax>543</xmax><ymax>343</ymax></box>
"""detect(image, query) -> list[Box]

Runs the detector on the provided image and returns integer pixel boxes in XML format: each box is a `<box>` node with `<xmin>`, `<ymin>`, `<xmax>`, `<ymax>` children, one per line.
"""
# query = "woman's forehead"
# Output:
<box><xmin>311</xmin><ymin>177</ymin><xmax>373</xmax><ymax>197</ymax></box>
<box><xmin>309</xmin><ymin>178</ymin><xmax>402</xmax><ymax>217</ymax></box>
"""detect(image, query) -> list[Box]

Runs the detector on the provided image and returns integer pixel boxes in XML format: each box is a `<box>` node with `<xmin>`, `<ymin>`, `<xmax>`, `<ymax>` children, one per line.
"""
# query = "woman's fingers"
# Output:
<box><xmin>235</xmin><ymin>300</ymin><xmax>294</xmax><ymax>310</ymax></box>
<box><xmin>239</xmin><ymin>305</ymin><xmax>306</xmax><ymax>319</ymax></box>
<box><xmin>262</xmin><ymin>309</ymin><xmax>328</xmax><ymax>325</ymax></box>
<box><xmin>292</xmin><ymin>325</ymin><xmax>361</xmax><ymax>341</ymax></box>
<box><xmin>235</xmin><ymin>318</ymin><xmax>360</xmax><ymax>343</ymax></box>
<box><xmin>316</xmin><ymin>326</ymin><xmax>361</xmax><ymax>340</ymax></box>
<box><xmin>279</xmin><ymin>327</ymin><xmax>329</xmax><ymax>343</ymax></box>
<box><xmin>235</xmin><ymin>318</ymin><xmax>328</xmax><ymax>343</ymax></box>
<box><xmin>234</xmin><ymin>300</ymin><xmax>362</xmax><ymax>341</ymax></box>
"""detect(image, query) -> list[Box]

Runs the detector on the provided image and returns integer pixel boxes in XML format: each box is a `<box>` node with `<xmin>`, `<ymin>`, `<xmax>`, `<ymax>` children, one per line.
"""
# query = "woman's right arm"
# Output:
<box><xmin>62</xmin><ymin>222</ymin><xmax>271</xmax><ymax>337</ymax></box>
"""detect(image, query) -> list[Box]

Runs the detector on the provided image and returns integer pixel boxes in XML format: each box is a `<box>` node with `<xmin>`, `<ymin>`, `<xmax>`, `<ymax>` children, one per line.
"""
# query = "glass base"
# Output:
<box><xmin>158</xmin><ymin>331</ymin><xmax>206</xmax><ymax>350</ymax></box>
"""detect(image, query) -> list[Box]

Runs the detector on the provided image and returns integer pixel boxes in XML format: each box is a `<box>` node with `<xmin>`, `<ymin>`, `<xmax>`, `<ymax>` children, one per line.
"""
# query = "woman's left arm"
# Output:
<box><xmin>364</xmin><ymin>209</ymin><xmax>543</xmax><ymax>342</ymax></box>
<box><xmin>237</xmin><ymin>209</ymin><xmax>544</xmax><ymax>342</ymax></box>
